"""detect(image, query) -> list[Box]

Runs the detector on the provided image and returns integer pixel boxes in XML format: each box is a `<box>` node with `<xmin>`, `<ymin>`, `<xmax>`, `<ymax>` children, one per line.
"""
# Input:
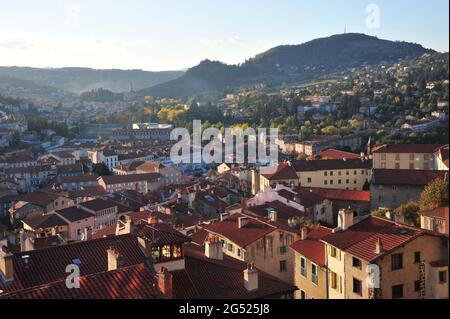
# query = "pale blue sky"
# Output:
<box><xmin>0</xmin><ymin>0</ymin><xmax>448</xmax><ymax>71</ymax></box>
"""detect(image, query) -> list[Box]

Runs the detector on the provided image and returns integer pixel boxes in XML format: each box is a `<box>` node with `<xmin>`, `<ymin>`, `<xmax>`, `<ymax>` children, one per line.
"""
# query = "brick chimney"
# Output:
<box><xmin>243</xmin><ymin>263</ymin><xmax>258</xmax><ymax>291</ymax></box>
<box><xmin>157</xmin><ymin>267</ymin><xmax>173</xmax><ymax>299</ymax></box>
<box><xmin>205</xmin><ymin>236</ymin><xmax>223</xmax><ymax>260</ymax></box>
<box><xmin>107</xmin><ymin>246</ymin><xmax>124</xmax><ymax>271</ymax></box>
<box><xmin>0</xmin><ymin>245</ymin><xmax>14</xmax><ymax>282</ymax></box>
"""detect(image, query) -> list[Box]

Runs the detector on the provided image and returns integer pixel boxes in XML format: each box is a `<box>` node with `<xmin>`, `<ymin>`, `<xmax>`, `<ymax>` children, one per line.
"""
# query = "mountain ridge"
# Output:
<box><xmin>140</xmin><ymin>33</ymin><xmax>434</xmax><ymax>98</ymax></box>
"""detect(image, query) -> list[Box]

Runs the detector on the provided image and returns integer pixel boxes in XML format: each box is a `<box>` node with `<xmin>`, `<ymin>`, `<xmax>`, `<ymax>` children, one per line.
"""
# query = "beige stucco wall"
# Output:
<box><xmin>373</xmin><ymin>153</ymin><xmax>434</xmax><ymax>170</ymax></box>
<box><xmin>298</xmin><ymin>169</ymin><xmax>369</xmax><ymax>190</ymax></box>
<box><xmin>293</xmin><ymin>251</ymin><xmax>328</xmax><ymax>299</ymax></box>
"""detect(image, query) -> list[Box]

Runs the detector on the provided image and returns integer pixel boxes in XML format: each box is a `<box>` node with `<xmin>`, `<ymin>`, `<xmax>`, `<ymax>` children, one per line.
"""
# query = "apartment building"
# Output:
<box><xmin>97</xmin><ymin>173</ymin><xmax>161</xmax><ymax>193</ymax></box>
<box><xmin>321</xmin><ymin>211</ymin><xmax>448</xmax><ymax>299</ymax></box>
<box><xmin>292</xmin><ymin>158</ymin><xmax>371</xmax><ymax>190</ymax></box>
<box><xmin>434</xmin><ymin>145</ymin><xmax>449</xmax><ymax>171</ymax></box>
<box><xmin>420</xmin><ymin>207</ymin><xmax>449</xmax><ymax>235</ymax></box>
<box><xmin>253</xmin><ymin>163</ymin><xmax>299</xmax><ymax>195</ymax></box>
<box><xmin>372</xmin><ymin>144</ymin><xmax>442</xmax><ymax>170</ymax></box>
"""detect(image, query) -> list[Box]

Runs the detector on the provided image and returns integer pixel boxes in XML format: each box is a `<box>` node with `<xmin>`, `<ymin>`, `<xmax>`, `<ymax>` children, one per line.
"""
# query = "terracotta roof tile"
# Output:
<box><xmin>290</xmin><ymin>226</ymin><xmax>333</xmax><ymax>266</ymax></box>
<box><xmin>371</xmin><ymin>169</ymin><xmax>447</xmax><ymax>186</ymax></box>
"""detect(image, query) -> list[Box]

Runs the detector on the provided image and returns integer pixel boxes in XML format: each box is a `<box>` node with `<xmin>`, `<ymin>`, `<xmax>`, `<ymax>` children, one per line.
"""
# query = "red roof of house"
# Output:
<box><xmin>321</xmin><ymin>216</ymin><xmax>432</xmax><ymax>262</ymax></box>
<box><xmin>7</xmin><ymin>234</ymin><xmax>146</xmax><ymax>291</ymax></box>
<box><xmin>99</xmin><ymin>173</ymin><xmax>161</xmax><ymax>185</ymax></box>
<box><xmin>173</xmin><ymin>245</ymin><xmax>296</xmax><ymax>299</ymax></box>
<box><xmin>205</xmin><ymin>213</ymin><xmax>276</xmax><ymax>247</ymax></box>
<box><xmin>298</xmin><ymin>187</ymin><xmax>371</xmax><ymax>202</ymax></box>
<box><xmin>290</xmin><ymin>226</ymin><xmax>333</xmax><ymax>266</ymax></box>
<box><xmin>0</xmin><ymin>263</ymin><xmax>160</xmax><ymax>299</ymax></box>
<box><xmin>260</xmin><ymin>163</ymin><xmax>298</xmax><ymax>181</ymax></box>
<box><xmin>372</xmin><ymin>144</ymin><xmax>442</xmax><ymax>154</ymax></box>
<box><xmin>371</xmin><ymin>169</ymin><xmax>447</xmax><ymax>186</ymax></box>
<box><xmin>317</xmin><ymin>149</ymin><xmax>361</xmax><ymax>160</ymax></box>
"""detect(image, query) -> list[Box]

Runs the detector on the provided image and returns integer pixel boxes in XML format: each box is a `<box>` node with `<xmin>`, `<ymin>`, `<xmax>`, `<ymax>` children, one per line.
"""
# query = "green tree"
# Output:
<box><xmin>395</xmin><ymin>202</ymin><xmax>420</xmax><ymax>226</ymax></box>
<box><xmin>419</xmin><ymin>178</ymin><xmax>449</xmax><ymax>210</ymax></box>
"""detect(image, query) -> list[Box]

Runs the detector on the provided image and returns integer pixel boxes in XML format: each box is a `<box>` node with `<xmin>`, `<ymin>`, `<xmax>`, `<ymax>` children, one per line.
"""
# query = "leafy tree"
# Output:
<box><xmin>419</xmin><ymin>178</ymin><xmax>449</xmax><ymax>210</ymax></box>
<box><xmin>92</xmin><ymin>163</ymin><xmax>111</xmax><ymax>176</ymax></box>
<box><xmin>395</xmin><ymin>202</ymin><xmax>420</xmax><ymax>226</ymax></box>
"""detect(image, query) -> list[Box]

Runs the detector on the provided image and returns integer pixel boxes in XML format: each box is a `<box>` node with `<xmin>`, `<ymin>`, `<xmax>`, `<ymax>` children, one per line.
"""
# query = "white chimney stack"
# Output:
<box><xmin>107</xmin><ymin>246</ymin><xmax>124</xmax><ymax>271</ymax></box>
<box><xmin>338</xmin><ymin>207</ymin><xmax>354</xmax><ymax>231</ymax></box>
<box><xmin>0</xmin><ymin>245</ymin><xmax>14</xmax><ymax>282</ymax></box>
<box><xmin>375</xmin><ymin>238</ymin><xmax>384</xmax><ymax>254</ymax></box>
<box><xmin>244</xmin><ymin>263</ymin><xmax>258</xmax><ymax>291</ymax></box>
<box><xmin>205</xmin><ymin>236</ymin><xmax>223</xmax><ymax>260</ymax></box>
<box><xmin>238</xmin><ymin>216</ymin><xmax>249</xmax><ymax>229</ymax></box>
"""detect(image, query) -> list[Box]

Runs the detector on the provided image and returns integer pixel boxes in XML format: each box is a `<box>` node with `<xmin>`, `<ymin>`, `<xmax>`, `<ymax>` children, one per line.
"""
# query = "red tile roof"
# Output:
<box><xmin>55</xmin><ymin>207</ymin><xmax>95</xmax><ymax>222</ymax></box>
<box><xmin>205</xmin><ymin>213</ymin><xmax>276</xmax><ymax>247</ymax></box>
<box><xmin>7</xmin><ymin>234</ymin><xmax>146</xmax><ymax>290</ymax></box>
<box><xmin>135</xmin><ymin>222</ymin><xmax>191</xmax><ymax>246</ymax></box>
<box><xmin>290</xmin><ymin>226</ymin><xmax>333</xmax><ymax>266</ymax></box>
<box><xmin>317</xmin><ymin>149</ymin><xmax>361</xmax><ymax>160</ymax></box>
<box><xmin>298</xmin><ymin>187</ymin><xmax>370</xmax><ymax>202</ymax></box>
<box><xmin>173</xmin><ymin>245</ymin><xmax>296</xmax><ymax>299</ymax></box>
<box><xmin>23</xmin><ymin>213</ymin><xmax>68</xmax><ymax>229</ymax></box>
<box><xmin>371</xmin><ymin>169</ymin><xmax>448</xmax><ymax>186</ymax></box>
<box><xmin>260</xmin><ymin>163</ymin><xmax>298</xmax><ymax>181</ymax></box>
<box><xmin>321</xmin><ymin>216</ymin><xmax>430</xmax><ymax>262</ymax></box>
<box><xmin>0</xmin><ymin>263</ymin><xmax>160</xmax><ymax>299</ymax></box>
<box><xmin>60</xmin><ymin>174</ymin><xmax>99</xmax><ymax>184</ymax></box>
<box><xmin>292</xmin><ymin>158</ymin><xmax>371</xmax><ymax>171</ymax></box>
<box><xmin>68</xmin><ymin>186</ymin><xmax>107</xmax><ymax>199</ymax></box>
<box><xmin>372</xmin><ymin>144</ymin><xmax>442</xmax><ymax>154</ymax></box>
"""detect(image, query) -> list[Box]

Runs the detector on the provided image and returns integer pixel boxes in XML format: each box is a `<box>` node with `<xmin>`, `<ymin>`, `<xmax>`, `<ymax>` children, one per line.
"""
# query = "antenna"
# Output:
<box><xmin>344</xmin><ymin>25</ymin><xmax>347</xmax><ymax>34</ymax></box>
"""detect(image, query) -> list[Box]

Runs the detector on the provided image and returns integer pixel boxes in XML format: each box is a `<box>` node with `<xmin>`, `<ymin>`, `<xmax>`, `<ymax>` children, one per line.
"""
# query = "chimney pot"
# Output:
<box><xmin>107</xmin><ymin>246</ymin><xmax>124</xmax><ymax>271</ymax></box>
<box><xmin>157</xmin><ymin>267</ymin><xmax>173</xmax><ymax>299</ymax></box>
<box><xmin>244</xmin><ymin>263</ymin><xmax>258</xmax><ymax>291</ymax></box>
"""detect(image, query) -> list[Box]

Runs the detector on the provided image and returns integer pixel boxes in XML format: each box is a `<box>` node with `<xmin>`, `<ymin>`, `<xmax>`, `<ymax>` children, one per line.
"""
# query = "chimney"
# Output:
<box><xmin>137</xmin><ymin>237</ymin><xmax>152</xmax><ymax>258</ymax></box>
<box><xmin>220</xmin><ymin>212</ymin><xmax>229</xmax><ymax>221</ymax></box>
<box><xmin>157</xmin><ymin>267</ymin><xmax>173</xmax><ymax>299</ymax></box>
<box><xmin>301</xmin><ymin>226</ymin><xmax>309</xmax><ymax>240</ymax></box>
<box><xmin>338</xmin><ymin>207</ymin><xmax>354</xmax><ymax>231</ymax></box>
<box><xmin>0</xmin><ymin>245</ymin><xmax>14</xmax><ymax>282</ymax></box>
<box><xmin>238</xmin><ymin>216</ymin><xmax>249</xmax><ymax>229</ymax></box>
<box><xmin>375</xmin><ymin>238</ymin><xmax>384</xmax><ymax>254</ymax></box>
<box><xmin>205</xmin><ymin>236</ymin><xmax>223</xmax><ymax>260</ymax></box>
<box><xmin>107</xmin><ymin>246</ymin><xmax>124</xmax><ymax>271</ymax></box>
<box><xmin>148</xmin><ymin>217</ymin><xmax>159</xmax><ymax>225</ymax></box>
<box><xmin>243</xmin><ymin>263</ymin><xmax>258</xmax><ymax>291</ymax></box>
<box><xmin>83</xmin><ymin>227</ymin><xmax>93</xmax><ymax>241</ymax></box>
<box><xmin>116</xmin><ymin>217</ymin><xmax>133</xmax><ymax>235</ymax></box>
<box><xmin>268</xmin><ymin>209</ymin><xmax>277</xmax><ymax>223</ymax></box>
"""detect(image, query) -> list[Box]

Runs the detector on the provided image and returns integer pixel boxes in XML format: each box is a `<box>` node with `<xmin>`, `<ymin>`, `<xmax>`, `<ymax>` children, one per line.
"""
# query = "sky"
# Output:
<box><xmin>0</xmin><ymin>0</ymin><xmax>448</xmax><ymax>71</ymax></box>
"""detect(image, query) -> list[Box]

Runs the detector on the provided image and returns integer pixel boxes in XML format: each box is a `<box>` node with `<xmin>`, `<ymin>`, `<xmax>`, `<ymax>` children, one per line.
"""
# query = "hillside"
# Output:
<box><xmin>141</xmin><ymin>33</ymin><xmax>434</xmax><ymax>98</ymax></box>
<box><xmin>0</xmin><ymin>67</ymin><xmax>185</xmax><ymax>93</ymax></box>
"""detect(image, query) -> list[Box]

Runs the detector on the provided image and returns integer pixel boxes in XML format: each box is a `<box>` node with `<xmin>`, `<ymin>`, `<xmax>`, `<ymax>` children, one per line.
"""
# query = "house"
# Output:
<box><xmin>112</xmin><ymin>160</ymin><xmax>145</xmax><ymax>175</ymax></box>
<box><xmin>22</xmin><ymin>213</ymin><xmax>69</xmax><ymax>240</ymax></box>
<box><xmin>53</xmin><ymin>206</ymin><xmax>95</xmax><ymax>241</ymax></box>
<box><xmin>0</xmin><ymin>152</ymin><xmax>35</xmax><ymax>169</ymax></box>
<box><xmin>56</xmin><ymin>164</ymin><xmax>84</xmax><ymax>177</ymax></box>
<box><xmin>290</xmin><ymin>225</ymin><xmax>333</xmax><ymax>299</ymax></box>
<box><xmin>255</xmin><ymin>163</ymin><xmax>299</xmax><ymax>194</ymax></box>
<box><xmin>291</xmin><ymin>158</ymin><xmax>371</xmax><ymax>190</ymax></box>
<box><xmin>372</xmin><ymin>144</ymin><xmax>442</xmax><ymax>170</ymax></box>
<box><xmin>67</xmin><ymin>186</ymin><xmax>108</xmax><ymax>204</ymax></box>
<box><xmin>88</xmin><ymin>150</ymin><xmax>118</xmax><ymax>172</ymax></box>
<box><xmin>321</xmin><ymin>212</ymin><xmax>448</xmax><ymax>299</ymax></box>
<box><xmin>97</xmin><ymin>173</ymin><xmax>161</xmax><ymax>193</ymax></box>
<box><xmin>298</xmin><ymin>187</ymin><xmax>371</xmax><ymax>225</ymax></box>
<box><xmin>370</xmin><ymin>169</ymin><xmax>448</xmax><ymax>210</ymax></box>
<box><xmin>48</xmin><ymin>151</ymin><xmax>77</xmax><ymax>166</ymax></box>
<box><xmin>78</xmin><ymin>199</ymin><xmax>118</xmax><ymax>230</ymax></box>
<box><xmin>419</xmin><ymin>207</ymin><xmax>449</xmax><ymax>235</ymax></box>
<box><xmin>294</xmin><ymin>135</ymin><xmax>361</xmax><ymax>156</ymax></box>
<box><xmin>60</xmin><ymin>174</ymin><xmax>99</xmax><ymax>191</ymax></box>
<box><xmin>194</xmin><ymin>191</ymin><xmax>228</xmax><ymax>219</ymax></box>
<box><xmin>4</xmin><ymin>165</ymin><xmax>55</xmax><ymax>193</ymax></box>
<box><xmin>197</xmin><ymin>212</ymin><xmax>300</xmax><ymax>284</ymax></box>
<box><xmin>136</xmin><ymin>162</ymin><xmax>182</xmax><ymax>186</ymax></box>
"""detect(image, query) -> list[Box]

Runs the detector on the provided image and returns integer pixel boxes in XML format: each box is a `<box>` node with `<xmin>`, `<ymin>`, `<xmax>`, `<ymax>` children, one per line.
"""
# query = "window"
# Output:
<box><xmin>300</xmin><ymin>290</ymin><xmax>306</xmax><ymax>299</ymax></box>
<box><xmin>353</xmin><ymin>278</ymin><xmax>362</xmax><ymax>296</ymax></box>
<box><xmin>414</xmin><ymin>252</ymin><xmax>421</xmax><ymax>263</ymax></box>
<box><xmin>354</xmin><ymin>170</ymin><xmax>357</xmax><ymax>175</ymax></box>
<box><xmin>381</xmin><ymin>154</ymin><xmax>387</xmax><ymax>161</ymax></box>
<box><xmin>280</xmin><ymin>260</ymin><xmax>287</xmax><ymax>272</ymax></box>
<box><xmin>311</xmin><ymin>264</ymin><xmax>318</xmax><ymax>285</ymax></box>
<box><xmin>227</xmin><ymin>243</ymin><xmax>233</xmax><ymax>252</ymax></box>
<box><xmin>330</xmin><ymin>180</ymin><xmax>334</xmax><ymax>185</ymax></box>
<box><xmin>279</xmin><ymin>246</ymin><xmax>288</xmax><ymax>254</ymax></box>
<box><xmin>307</xmin><ymin>177</ymin><xmax>312</xmax><ymax>183</ymax></box>
<box><xmin>330</xmin><ymin>247</ymin><xmax>337</xmax><ymax>258</ymax></box>
<box><xmin>395</xmin><ymin>163</ymin><xmax>400</xmax><ymax>169</ymax></box>
<box><xmin>331</xmin><ymin>272</ymin><xmax>338</xmax><ymax>290</ymax></box>
<box><xmin>392</xmin><ymin>284</ymin><xmax>404</xmax><ymax>299</ymax></box>
<box><xmin>324</xmin><ymin>172</ymin><xmax>328</xmax><ymax>176</ymax></box>
<box><xmin>346</xmin><ymin>171</ymin><xmax>350</xmax><ymax>176</ymax></box>
<box><xmin>338</xmin><ymin>179</ymin><xmax>342</xmax><ymax>185</ymax></box>
<box><xmin>330</xmin><ymin>171</ymin><xmax>334</xmax><ymax>176</ymax></box>
<box><xmin>391</xmin><ymin>254</ymin><xmax>403</xmax><ymax>270</ymax></box>
<box><xmin>414</xmin><ymin>280</ymin><xmax>421</xmax><ymax>292</ymax></box>
<box><xmin>361</xmin><ymin>170</ymin><xmax>365</xmax><ymax>174</ymax></box>
<box><xmin>409</xmin><ymin>154</ymin><xmax>415</xmax><ymax>161</ymax></box>
<box><xmin>439</xmin><ymin>271</ymin><xmax>447</xmax><ymax>284</ymax></box>
<box><xmin>338</xmin><ymin>171</ymin><xmax>342</xmax><ymax>176</ymax></box>
<box><xmin>381</xmin><ymin>162</ymin><xmax>386</xmax><ymax>169</ymax></box>
<box><xmin>346</xmin><ymin>179</ymin><xmax>350</xmax><ymax>184</ymax></box>
<box><xmin>395</xmin><ymin>154</ymin><xmax>400</xmax><ymax>161</ymax></box>
<box><xmin>300</xmin><ymin>257</ymin><xmax>307</xmax><ymax>277</ymax></box>
<box><xmin>352</xmin><ymin>257</ymin><xmax>362</xmax><ymax>269</ymax></box>
<box><xmin>324</xmin><ymin>180</ymin><xmax>328</xmax><ymax>185</ymax></box>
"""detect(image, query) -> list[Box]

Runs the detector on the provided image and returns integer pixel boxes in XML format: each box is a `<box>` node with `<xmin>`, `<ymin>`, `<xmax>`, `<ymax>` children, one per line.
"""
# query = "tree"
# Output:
<box><xmin>419</xmin><ymin>178</ymin><xmax>449</xmax><ymax>210</ymax></box>
<box><xmin>92</xmin><ymin>163</ymin><xmax>111</xmax><ymax>176</ymax></box>
<box><xmin>395</xmin><ymin>202</ymin><xmax>420</xmax><ymax>226</ymax></box>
